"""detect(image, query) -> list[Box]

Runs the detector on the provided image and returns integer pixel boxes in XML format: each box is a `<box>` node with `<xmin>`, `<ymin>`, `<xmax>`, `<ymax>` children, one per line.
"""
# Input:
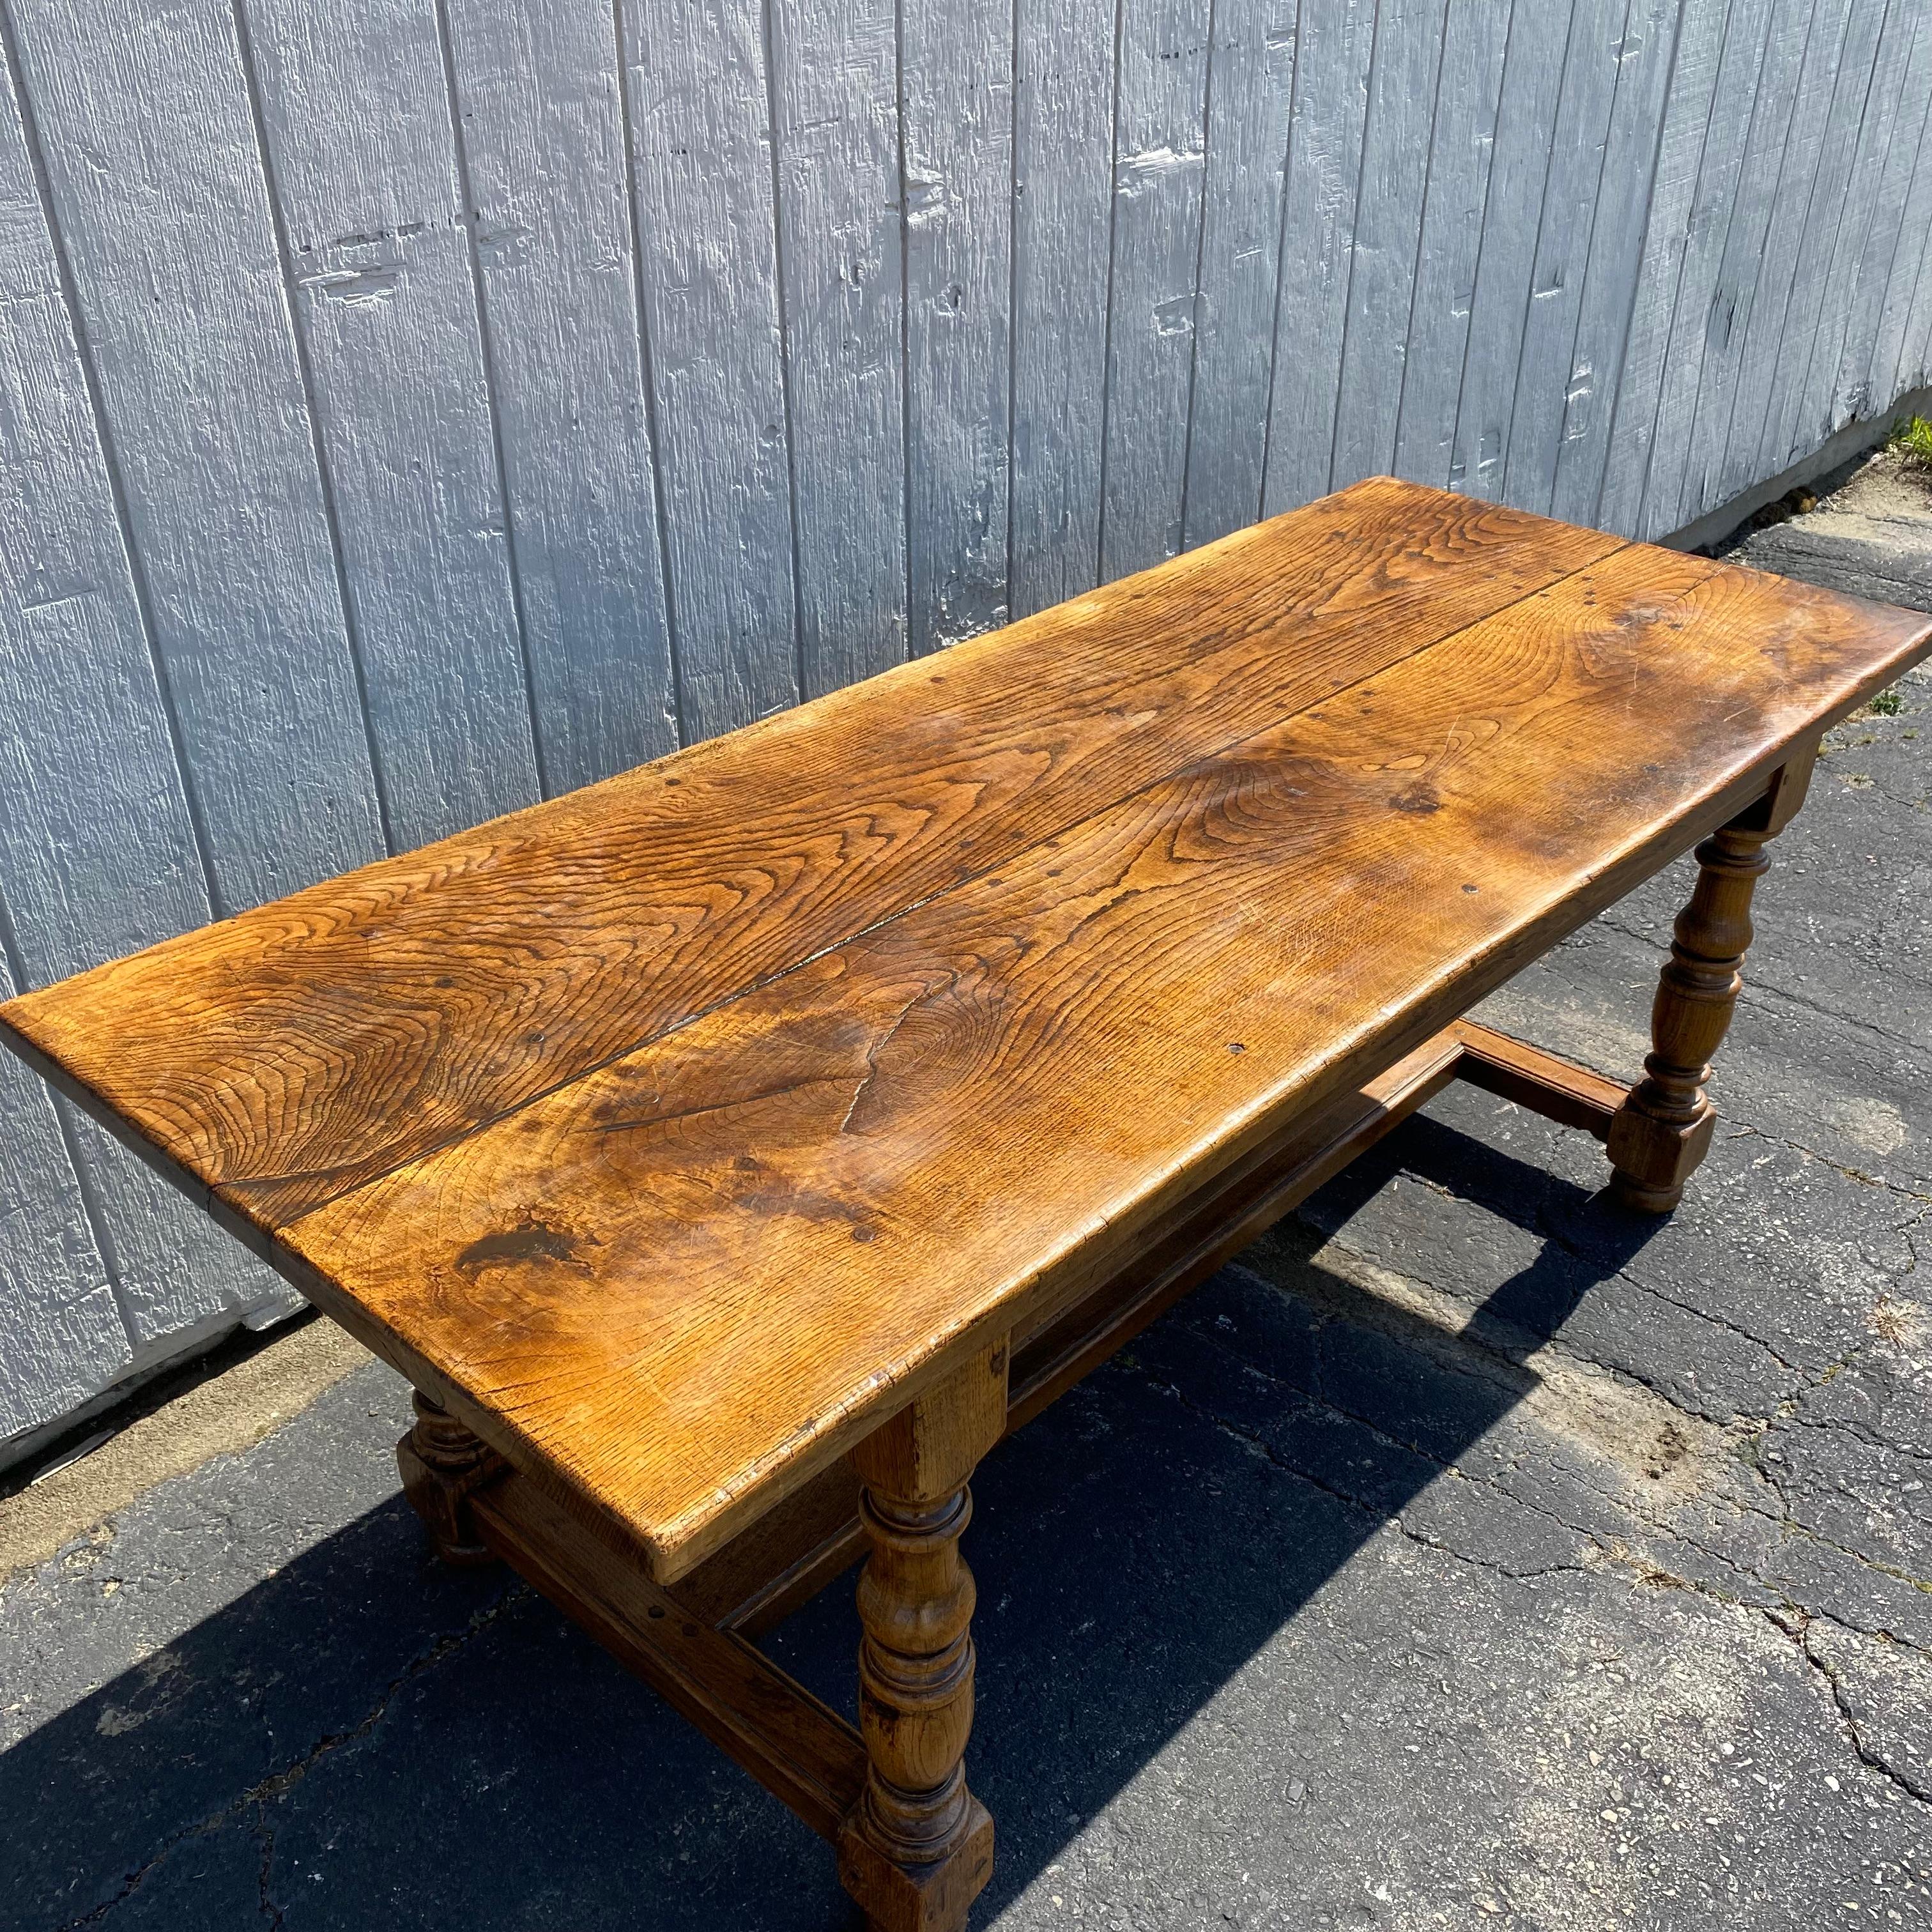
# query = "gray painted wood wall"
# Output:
<box><xmin>1</xmin><ymin>0</ymin><xmax>1928</xmax><ymax>1452</ymax></box>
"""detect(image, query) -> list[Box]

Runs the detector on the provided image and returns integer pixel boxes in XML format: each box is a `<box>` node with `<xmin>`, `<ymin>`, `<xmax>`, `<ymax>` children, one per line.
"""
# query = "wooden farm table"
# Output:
<box><xmin>5</xmin><ymin>478</ymin><xmax>1929</xmax><ymax>1927</ymax></box>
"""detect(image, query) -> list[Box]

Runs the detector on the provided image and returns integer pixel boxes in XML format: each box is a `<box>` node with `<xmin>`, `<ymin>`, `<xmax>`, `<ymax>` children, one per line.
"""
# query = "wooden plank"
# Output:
<box><xmin>1823</xmin><ymin>0</ymin><xmax>1928</xmax><ymax>433</ymax></box>
<box><xmin>1004</xmin><ymin>1031</ymin><xmax>1469</xmax><ymax>1432</ymax></box>
<box><xmin>1595</xmin><ymin>0</ymin><xmax>1731</xmax><ymax>533</ymax></box>
<box><xmin>1009</xmin><ymin>0</ymin><xmax>1114</xmax><ymax>615</ymax></box>
<box><xmin>6</xmin><ymin>0</ymin><xmax>385</xmax><ymax>911</ymax></box>
<box><xmin>0</xmin><ymin>10</ymin><xmax>303</xmax><ymax>1363</ymax></box>
<box><xmin>1637</xmin><ymin>0</ymin><xmax>1778</xmax><ymax>541</ymax></box>
<box><xmin>1390</xmin><ymin>0</ymin><xmax>1510</xmax><ymax>489</ymax></box>
<box><xmin>473</xmin><ymin>1471</ymin><xmax>866</xmax><ymax>1840</ymax></box>
<box><xmin>1899</xmin><ymin>142</ymin><xmax>1932</xmax><ymax>395</ymax></box>
<box><xmin>624</xmin><ymin>0</ymin><xmax>802</xmax><ymax>741</ymax></box>
<box><xmin>1548</xmin><ymin>0</ymin><xmax>1680</xmax><ymax>525</ymax></box>
<box><xmin>1179</xmin><ymin>0</ymin><xmax>1296</xmax><ymax>548</ymax></box>
<box><xmin>0</xmin><ymin>940</ymin><xmax>129</xmax><ymax>1445</ymax></box>
<box><xmin>438</xmin><ymin>0</ymin><xmax>678</xmax><ymax>789</ymax></box>
<box><xmin>259</xmin><ymin>547</ymin><xmax>1931</xmax><ymax>1582</ymax></box>
<box><xmin>1751</xmin><ymin>0</ymin><xmax>1887</xmax><ymax>480</ymax></box>
<box><xmin>1500</xmin><ymin>0</ymin><xmax>1629</xmax><ymax>516</ymax></box>
<box><xmin>1260</xmin><ymin>0</ymin><xmax>1373</xmax><ymax>514</ymax></box>
<box><xmin>1786</xmin><ymin>0</ymin><xmax>1912</xmax><ymax>452</ymax></box>
<box><xmin>1713</xmin><ymin>0</ymin><xmax>1847</xmax><ymax>505</ymax></box>
<box><xmin>768</xmin><ymin>0</ymin><xmax>907</xmax><ymax>695</ymax></box>
<box><xmin>1</xmin><ymin>484</ymin><xmax>1625</xmax><ymax>1231</ymax></box>
<box><xmin>903</xmin><ymin>0</ymin><xmax>1014</xmax><ymax>652</ymax></box>
<box><xmin>1446</xmin><ymin>0</ymin><xmax>1572</xmax><ymax>500</ymax></box>
<box><xmin>1098</xmin><ymin>0</ymin><xmax>1213</xmax><ymax>578</ymax></box>
<box><xmin>240</xmin><ymin>0</ymin><xmax>542</xmax><ymax>850</ymax></box>
<box><xmin>1667</xmin><ymin>0</ymin><xmax>1812</xmax><ymax>532</ymax></box>
<box><xmin>1330</xmin><ymin>0</ymin><xmax>1450</xmax><ymax>494</ymax></box>
<box><xmin>1447</xmin><ymin>1020</ymin><xmax>1625</xmax><ymax>1137</ymax></box>
<box><xmin>1862</xmin><ymin>22</ymin><xmax>1932</xmax><ymax>408</ymax></box>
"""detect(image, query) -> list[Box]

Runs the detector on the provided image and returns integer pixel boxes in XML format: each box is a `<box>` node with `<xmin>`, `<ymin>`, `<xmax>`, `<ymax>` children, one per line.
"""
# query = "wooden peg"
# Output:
<box><xmin>397</xmin><ymin>1390</ymin><xmax>503</xmax><ymax>1566</ymax></box>
<box><xmin>838</xmin><ymin>1337</ymin><xmax>1009</xmax><ymax>1931</ymax></box>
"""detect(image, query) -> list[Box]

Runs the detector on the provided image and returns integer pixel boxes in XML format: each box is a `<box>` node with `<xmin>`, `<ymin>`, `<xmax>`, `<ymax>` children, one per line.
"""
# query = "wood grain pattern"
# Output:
<box><xmin>1390</xmin><ymin>0</ymin><xmax>1511</xmax><ymax>490</ymax></box>
<box><xmin>769</xmin><ymin>0</ymin><xmax>908</xmax><ymax>697</ymax></box>
<box><xmin>1097</xmin><ymin>0</ymin><xmax>1213</xmax><ymax>579</ymax></box>
<box><xmin>1446</xmin><ymin>0</ymin><xmax>1570</xmax><ymax>500</ymax></box>
<box><xmin>622</xmin><ymin>0</ymin><xmax>803</xmax><ymax>741</ymax></box>
<box><xmin>1637</xmin><ymin>0</ymin><xmax>1778</xmax><ymax>541</ymax></box>
<box><xmin>6</xmin><ymin>0</ymin><xmax>387</xmax><ymax>912</ymax></box>
<box><xmin>95</xmin><ymin>519</ymin><xmax>1919</xmax><ymax>1583</ymax></box>
<box><xmin>1500</xmin><ymin>0</ymin><xmax>1626</xmax><ymax>516</ymax></box>
<box><xmin>1752</xmin><ymin>0</ymin><xmax>1885</xmax><ymax>484</ymax></box>
<box><xmin>903</xmin><ymin>0</ymin><xmax>1015</xmax><ymax>652</ymax></box>
<box><xmin>1792</xmin><ymin>0</ymin><xmax>1914</xmax><ymax>457</ymax></box>
<box><xmin>1260</xmin><ymin>0</ymin><xmax>1372</xmax><ymax>516</ymax></box>
<box><xmin>1714</xmin><ymin>0</ymin><xmax>1846</xmax><ymax>509</ymax></box>
<box><xmin>1860</xmin><ymin>4</ymin><xmax>1932</xmax><ymax>415</ymax></box>
<box><xmin>1007</xmin><ymin>0</ymin><xmax>1113</xmax><ymax>617</ymax></box>
<box><xmin>1670</xmin><ymin>0</ymin><xmax>1812</xmax><ymax>533</ymax></box>
<box><xmin>1596</xmin><ymin>0</ymin><xmax>1732</xmax><ymax>533</ymax></box>
<box><xmin>1548</xmin><ymin>0</ymin><xmax>1678</xmax><ymax>525</ymax></box>
<box><xmin>1330</xmin><ymin>0</ymin><xmax>1449</xmax><ymax>496</ymax></box>
<box><xmin>240</xmin><ymin>0</ymin><xmax>544</xmax><ymax>852</ymax></box>
<box><xmin>3</xmin><ymin>482</ymin><xmax>1618</xmax><ymax>1234</ymax></box>
<box><xmin>1179</xmin><ymin>0</ymin><xmax>1295</xmax><ymax>549</ymax></box>
<box><xmin>437</xmin><ymin>0</ymin><xmax>680</xmax><ymax>793</ymax></box>
<box><xmin>7</xmin><ymin>0</ymin><xmax>1932</xmax><ymax>1450</ymax></box>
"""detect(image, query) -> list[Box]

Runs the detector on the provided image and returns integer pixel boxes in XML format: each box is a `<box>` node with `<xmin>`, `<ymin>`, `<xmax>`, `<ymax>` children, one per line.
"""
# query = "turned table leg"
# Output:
<box><xmin>838</xmin><ymin>1338</ymin><xmax>1009</xmax><ymax>1932</ymax></box>
<box><xmin>1607</xmin><ymin>746</ymin><xmax>1815</xmax><ymax>1213</ymax></box>
<box><xmin>397</xmin><ymin>1391</ymin><xmax>502</xmax><ymax>1566</ymax></box>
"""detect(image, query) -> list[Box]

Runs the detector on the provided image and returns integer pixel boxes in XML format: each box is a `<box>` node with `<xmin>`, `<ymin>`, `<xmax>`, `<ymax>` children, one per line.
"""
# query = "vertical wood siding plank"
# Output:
<box><xmin>1500</xmin><ymin>0</ymin><xmax>1629</xmax><ymax>516</ymax></box>
<box><xmin>1823</xmin><ymin>0</ymin><xmax>1925</xmax><ymax>432</ymax></box>
<box><xmin>1181</xmin><ymin>0</ymin><xmax>1296</xmax><ymax>549</ymax></box>
<box><xmin>1010</xmin><ymin>0</ymin><xmax>1116</xmax><ymax>613</ymax></box>
<box><xmin>1902</xmin><ymin>220</ymin><xmax>1932</xmax><ymax>395</ymax></box>
<box><xmin>1713</xmin><ymin>0</ymin><xmax>1844</xmax><ymax>503</ymax></box>
<box><xmin>1098</xmin><ymin>0</ymin><xmax>1213</xmax><ymax>577</ymax></box>
<box><xmin>1261</xmin><ymin>0</ymin><xmax>1373</xmax><ymax>514</ymax></box>
<box><xmin>440</xmin><ymin>0</ymin><xmax>679</xmax><ymax>789</ymax></box>
<box><xmin>1330</xmin><ymin>0</ymin><xmax>1450</xmax><ymax>495</ymax></box>
<box><xmin>1595</xmin><ymin>0</ymin><xmax>1731</xmax><ymax>534</ymax></box>
<box><xmin>1637</xmin><ymin>0</ymin><xmax>1777</xmax><ymax>541</ymax></box>
<box><xmin>769</xmin><ymin>0</ymin><xmax>907</xmax><ymax>695</ymax></box>
<box><xmin>1862</xmin><ymin>26</ymin><xmax>1932</xmax><ymax>409</ymax></box>
<box><xmin>241</xmin><ymin>0</ymin><xmax>542</xmax><ymax>849</ymax></box>
<box><xmin>1549</xmin><ymin>0</ymin><xmax>1679</xmax><ymax>524</ymax></box>
<box><xmin>0</xmin><ymin>0</ymin><xmax>344</xmax><ymax>1370</ymax></box>
<box><xmin>1666</xmin><ymin>0</ymin><xmax>1809</xmax><ymax>530</ymax></box>
<box><xmin>1390</xmin><ymin>0</ymin><xmax>1510</xmax><ymax>491</ymax></box>
<box><xmin>625</xmin><ymin>0</ymin><xmax>801</xmax><ymax>742</ymax></box>
<box><xmin>903</xmin><ymin>0</ymin><xmax>1014</xmax><ymax>648</ymax></box>
<box><xmin>1751</xmin><ymin>0</ymin><xmax>1887</xmax><ymax>479</ymax></box>
<box><xmin>1445</xmin><ymin>0</ymin><xmax>1572</xmax><ymax>500</ymax></box>
<box><xmin>7</xmin><ymin>0</ymin><xmax>385</xmax><ymax>911</ymax></box>
<box><xmin>0</xmin><ymin>936</ymin><xmax>128</xmax><ymax>1445</ymax></box>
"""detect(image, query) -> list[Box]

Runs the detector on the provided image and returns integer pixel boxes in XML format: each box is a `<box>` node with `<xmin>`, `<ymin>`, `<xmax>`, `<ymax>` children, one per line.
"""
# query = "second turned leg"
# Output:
<box><xmin>1607</xmin><ymin>749</ymin><xmax>1813</xmax><ymax>1213</ymax></box>
<box><xmin>838</xmin><ymin>1338</ymin><xmax>1009</xmax><ymax>1932</ymax></box>
<box><xmin>396</xmin><ymin>1390</ymin><xmax>502</xmax><ymax>1566</ymax></box>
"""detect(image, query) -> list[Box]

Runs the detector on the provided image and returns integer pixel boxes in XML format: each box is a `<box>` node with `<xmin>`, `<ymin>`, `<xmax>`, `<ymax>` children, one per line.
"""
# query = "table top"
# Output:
<box><xmin>6</xmin><ymin>477</ymin><xmax>1928</xmax><ymax>1579</ymax></box>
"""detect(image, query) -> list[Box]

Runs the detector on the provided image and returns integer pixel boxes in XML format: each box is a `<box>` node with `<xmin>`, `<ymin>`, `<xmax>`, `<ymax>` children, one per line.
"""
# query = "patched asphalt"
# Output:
<box><xmin>3</xmin><ymin>464</ymin><xmax>1929</xmax><ymax>1930</ymax></box>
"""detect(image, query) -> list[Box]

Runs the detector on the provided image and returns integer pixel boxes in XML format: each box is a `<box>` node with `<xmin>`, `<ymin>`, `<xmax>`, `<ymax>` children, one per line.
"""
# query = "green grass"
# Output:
<box><xmin>1891</xmin><ymin>413</ymin><xmax>1932</xmax><ymax>469</ymax></box>
<box><xmin>1869</xmin><ymin>688</ymin><xmax>1903</xmax><ymax>716</ymax></box>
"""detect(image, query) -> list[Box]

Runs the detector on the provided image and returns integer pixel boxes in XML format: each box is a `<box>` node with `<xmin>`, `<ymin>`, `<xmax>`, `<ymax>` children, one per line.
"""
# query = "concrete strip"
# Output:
<box><xmin>0</xmin><ymin>1319</ymin><xmax>369</xmax><ymax>1583</ymax></box>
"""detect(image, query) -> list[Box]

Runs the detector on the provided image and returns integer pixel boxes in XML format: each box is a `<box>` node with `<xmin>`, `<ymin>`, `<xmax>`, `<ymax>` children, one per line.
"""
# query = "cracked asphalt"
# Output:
<box><xmin>3</xmin><ymin>473</ymin><xmax>1930</xmax><ymax>1930</ymax></box>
